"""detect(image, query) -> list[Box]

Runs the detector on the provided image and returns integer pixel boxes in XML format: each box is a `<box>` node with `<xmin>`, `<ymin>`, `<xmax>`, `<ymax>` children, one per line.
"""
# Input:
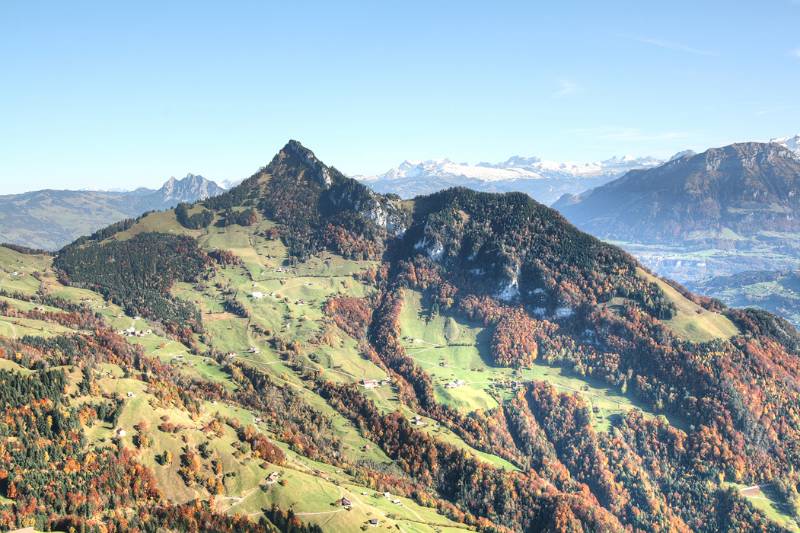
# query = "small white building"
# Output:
<box><xmin>444</xmin><ymin>379</ymin><xmax>465</xmax><ymax>389</ymax></box>
<box><xmin>362</xmin><ymin>379</ymin><xmax>380</xmax><ymax>390</ymax></box>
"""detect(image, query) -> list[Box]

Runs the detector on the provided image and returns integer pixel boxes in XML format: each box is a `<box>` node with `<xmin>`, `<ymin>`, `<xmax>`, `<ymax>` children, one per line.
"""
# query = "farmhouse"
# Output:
<box><xmin>444</xmin><ymin>379</ymin><xmax>465</xmax><ymax>389</ymax></box>
<box><xmin>361</xmin><ymin>378</ymin><xmax>380</xmax><ymax>389</ymax></box>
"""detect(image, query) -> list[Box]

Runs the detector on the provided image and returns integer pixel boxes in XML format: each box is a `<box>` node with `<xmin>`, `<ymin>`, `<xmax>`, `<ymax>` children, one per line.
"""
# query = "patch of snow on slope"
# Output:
<box><xmin>772</xmin><ymin>135</ymin><xmax>800</xmax><ymax>157</ymax></box>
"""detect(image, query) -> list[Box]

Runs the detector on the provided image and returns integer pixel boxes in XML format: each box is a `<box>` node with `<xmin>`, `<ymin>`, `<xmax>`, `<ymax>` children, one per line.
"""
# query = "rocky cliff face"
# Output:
<box><xmin>157</xmin><ymin>174</ymin><xmax>225</xmax><ymax>204</ymax></box>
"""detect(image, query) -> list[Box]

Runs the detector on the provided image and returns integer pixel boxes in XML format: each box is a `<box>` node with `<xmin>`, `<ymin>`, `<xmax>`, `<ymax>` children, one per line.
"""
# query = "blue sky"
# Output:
<box><xmin>1</xmin><ymin>0</ymin><xmax>799</xmax><ymax>193</ymax></box>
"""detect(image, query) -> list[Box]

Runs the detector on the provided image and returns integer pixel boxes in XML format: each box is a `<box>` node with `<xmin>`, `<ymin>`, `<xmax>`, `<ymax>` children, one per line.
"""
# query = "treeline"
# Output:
<box><xmin>217</xmin><ymin>207</ymin><xmax>258</xmax><ymax>227</ymax></box>
<box><xmin>0</xmin><ymin>243</ymin><xmax>51</xmax><ymax>255</ymax></box>
<box><xmin>176</xmin><ymin>202</ymin><xmax>214</xmax><ymax>229</ymax></box>
<box><xmin>64</xmin><ymin>216</ymin><xmax>139</xmax><ymax>248</ymax></box>
<box><xmin>203</xmin><ymin>175</ymin><xmax>261</xmax><ymax>211</ymax></box>
<box><xmin>54</xmin><ymin>232</ymin><xmax>208</xmax><ymax>335</ymax></box>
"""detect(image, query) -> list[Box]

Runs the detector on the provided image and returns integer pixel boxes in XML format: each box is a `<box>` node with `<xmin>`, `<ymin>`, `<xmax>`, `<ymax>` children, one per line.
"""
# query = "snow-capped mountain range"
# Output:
<box><xmin>357</xmin><ymin>135</ymin><xmax>800</xmax><ymax>205</ymax></box>
<box><xmin>357</xmin><ymin>154</ymin><xmax>664</xmax><ymax>205</ymax></box>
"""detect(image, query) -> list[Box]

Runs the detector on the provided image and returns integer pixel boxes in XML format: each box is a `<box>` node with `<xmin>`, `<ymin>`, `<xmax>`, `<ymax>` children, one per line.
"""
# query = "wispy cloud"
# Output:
<box><xmin>571</xmin><ymin>127</ymin><xmax>690</xmax><ymax>142</ymax></box>
<box><xmin>630</xmin><ymin>36</ymin><xmax>719</xmax><ymax>57</ymax></box>
<box><xmin>791</xmin><ymin>48</ymin><xmax>800</xmax><ymax>58</ymax></box>
<box><xmin>553</xmin><ymin>79</ymin><xmax>581</xmax><ymax>98</ymax></box>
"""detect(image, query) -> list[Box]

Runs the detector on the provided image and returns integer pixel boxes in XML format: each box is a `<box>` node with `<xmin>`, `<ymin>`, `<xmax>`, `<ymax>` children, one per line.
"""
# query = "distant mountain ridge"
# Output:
<box><xmin>357</xmin><ymin>153</ymin><xmax>663</xmax><ymax>204</ymax></box>
<box><xmin>0</xmin><ymin>174</ymin><xmax>224</xmax><ymax>250</ymax></box>
<box><xmin>359</xmin><ymin>135</ymin><xmax>800</xmax><ymax>205</ymax></box>
<box><xmin>554</xmin><ymin>141</ymin><xmax>800</xmax><ymax>246</ymax></box>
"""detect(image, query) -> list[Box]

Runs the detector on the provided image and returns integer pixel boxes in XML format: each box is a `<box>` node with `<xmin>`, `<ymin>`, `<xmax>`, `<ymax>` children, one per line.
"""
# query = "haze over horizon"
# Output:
<box><xmin>1</xmin><ymin>0</ymin><xmax>799</xmax><ymax>194</ymax></box>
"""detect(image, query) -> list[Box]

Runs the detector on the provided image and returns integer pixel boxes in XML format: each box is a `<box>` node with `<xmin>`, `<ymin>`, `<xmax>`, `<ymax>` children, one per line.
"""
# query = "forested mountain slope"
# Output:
<box><xmin>1</xmin><ymin>141</ymin><xmax>800</xmax><ymax>532</ymax></box>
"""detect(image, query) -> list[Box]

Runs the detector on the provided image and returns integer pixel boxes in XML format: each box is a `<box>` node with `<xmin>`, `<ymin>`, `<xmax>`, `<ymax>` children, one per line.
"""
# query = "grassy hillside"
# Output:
<box><xmin>639</xmin><ymin>269</ymin><xmax>740</xmax><ymax>342</ymax></box>
<box><xmin>0</xmin><ymin>243</ymin><xmax>470</xmax><ymax>532</ymax></box>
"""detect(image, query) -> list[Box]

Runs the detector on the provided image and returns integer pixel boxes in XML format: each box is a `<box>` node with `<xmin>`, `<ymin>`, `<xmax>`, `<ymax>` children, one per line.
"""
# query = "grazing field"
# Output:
<box><xmin>0</xmin><ymin>315</ymin><xmax>74</xmax><ymax>339</ymax></box>
<box><xmin>399</xmin><ymin>288</ymin><xmax>675</xmax><ymax>431</ymax></box>
<box><xmin>0</xmin><ymin>358</ymin><xmax>32</xmax><ymax>374</ymax></box>
<box><xmin>0</xmin><ymin>246</ymin><xmax>50</xmax><ymax>295</ymax></box>
<box><xmin>639</xmin><ymin>269</ymin><xmax>740</xmax><ymax>342</ymax></box>
<box><xmin>732</xmin><ymin>483</ymin><xmax>800</xmax><ymax>532</ymax></box>
<box><xmin>115</xmin><ymin>210</ymin><xmax>202</xmax><ymax>241</ymax></box>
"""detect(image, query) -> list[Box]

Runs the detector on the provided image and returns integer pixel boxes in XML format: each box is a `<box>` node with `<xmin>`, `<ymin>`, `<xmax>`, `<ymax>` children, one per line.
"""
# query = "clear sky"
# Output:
<box><xmin>1</xmin><ymin>0</ymin><xmax>799</xmax><ymax>193</ymax></box>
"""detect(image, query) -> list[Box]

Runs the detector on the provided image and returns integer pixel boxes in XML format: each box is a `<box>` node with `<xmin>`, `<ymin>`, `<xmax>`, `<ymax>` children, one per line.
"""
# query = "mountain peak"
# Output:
<box><xmin>770</xmin><ymin>134</ymin><xmax>800</xmax><ymax>156</ymax></box>
<box><xmin>268</xmin><ymin>140</ymin><xmax>335</xmax><ymax>188</ymax></box>
<box><xmin>669</xmin><ymin>149</ymin><xmax>696</xmax><ymax>161</ymax></box>
<box><xmin>158</xmin><ymin>174</ymin><xmax>225</xmax><ymax>203</ymax></box>
<box><xmin>278</xmin><ymin>139</ymin><xmax>314</xmax><ymax>158</ymax></box>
